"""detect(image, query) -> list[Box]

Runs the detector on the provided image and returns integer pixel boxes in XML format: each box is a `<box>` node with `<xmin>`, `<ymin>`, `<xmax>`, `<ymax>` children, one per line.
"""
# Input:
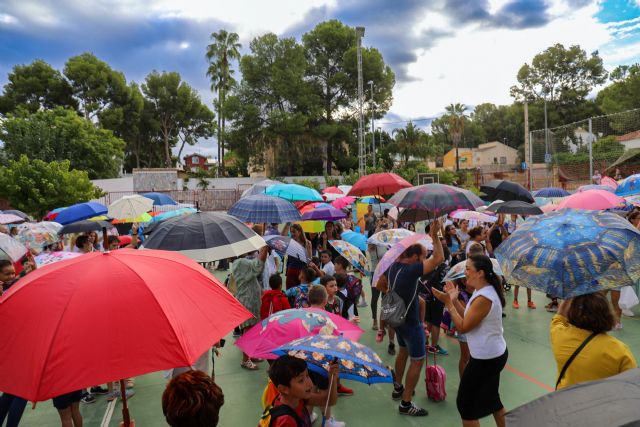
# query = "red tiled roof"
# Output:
<box><xmin>616</xmin><ymin>130</ymin><xmax>640</xmax><ymax>142</ymax></box>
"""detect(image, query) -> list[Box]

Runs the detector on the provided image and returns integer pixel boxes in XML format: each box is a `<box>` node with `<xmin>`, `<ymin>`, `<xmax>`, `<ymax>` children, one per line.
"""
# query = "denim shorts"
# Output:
<box><xmin>394</xmin><ymin>322</ymin><xmax>426</xmax><ymax>360</ymax></box>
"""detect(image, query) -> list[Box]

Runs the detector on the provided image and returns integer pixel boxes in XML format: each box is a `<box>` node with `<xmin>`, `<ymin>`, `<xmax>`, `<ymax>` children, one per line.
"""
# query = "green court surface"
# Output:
<box><xmin>17</xmin><ymin>275</ymin><xmax>640</xmax><ymax>427</ymax></box>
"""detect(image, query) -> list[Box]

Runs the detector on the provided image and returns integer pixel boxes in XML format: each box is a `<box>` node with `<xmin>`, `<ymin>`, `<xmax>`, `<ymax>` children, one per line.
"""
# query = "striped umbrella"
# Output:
<box><xmin>229</xmin><ymin>195</ymin><xmax>302</xmax><ymax>224</ymax></box>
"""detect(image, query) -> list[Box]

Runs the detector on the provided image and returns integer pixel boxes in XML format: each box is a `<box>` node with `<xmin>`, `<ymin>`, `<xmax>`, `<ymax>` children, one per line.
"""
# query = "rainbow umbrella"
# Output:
<box><xmin>328</xmin><ymin>240</ymin><xmax>368</xmax><ymax>274</ymax></box>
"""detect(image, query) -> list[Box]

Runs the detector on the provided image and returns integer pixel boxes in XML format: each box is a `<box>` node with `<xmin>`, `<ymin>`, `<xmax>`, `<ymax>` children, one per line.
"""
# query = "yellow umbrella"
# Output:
<box><xmin>296</xmin><ymin>220</ymin><xmax>325</xmax><ymax>233</ymax></box>
<box><xmin>111</xmin><ymin>212</ymin><xmax>153</xmax><ymax>224</ymax></box>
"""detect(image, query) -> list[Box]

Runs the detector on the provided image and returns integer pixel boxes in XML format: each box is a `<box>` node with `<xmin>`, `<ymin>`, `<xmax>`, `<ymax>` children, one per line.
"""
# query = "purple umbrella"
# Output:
<box><xmin>301</xmin><ymin>207</ymin><xmax>347</xmax><ymax>221</ymax></box>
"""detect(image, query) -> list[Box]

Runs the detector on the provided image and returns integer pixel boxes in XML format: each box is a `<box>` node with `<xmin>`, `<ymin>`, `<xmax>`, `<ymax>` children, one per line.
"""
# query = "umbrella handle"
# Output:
<box><xmin>323</xmin><ymin>371</ymin><xmax>334</xmax><ymax>420</ymax></box>
<box><xmin>120</xmin><ymin>379</ymin><xmax>131</xmax><ymax>426</ymax></box>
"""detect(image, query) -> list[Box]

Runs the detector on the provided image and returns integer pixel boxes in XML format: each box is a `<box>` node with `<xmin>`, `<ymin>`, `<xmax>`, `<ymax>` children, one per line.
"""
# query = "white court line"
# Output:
<box><xmin>100</xmin><ymin>398</ymin><xmax>117</xmax><ymax>427</ymax></box>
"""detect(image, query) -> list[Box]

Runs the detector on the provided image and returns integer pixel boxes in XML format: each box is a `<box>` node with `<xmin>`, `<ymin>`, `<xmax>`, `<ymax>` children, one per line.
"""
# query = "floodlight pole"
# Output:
<box><xmin>356</xmin><ymin>26</ymin><xmax>365</xmax><ymax>175</ymax></box>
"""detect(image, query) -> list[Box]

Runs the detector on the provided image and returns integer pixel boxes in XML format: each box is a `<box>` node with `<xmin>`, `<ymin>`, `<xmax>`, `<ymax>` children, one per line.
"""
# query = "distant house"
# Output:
<box><xmin>183</xmin><ymin>154</ymin><xmax>209</xmax><ymax>172</ymax></box>
<box><xmin>616</xmin><ymin>130</ymin><xmax>640</xmax><ymax>150</ymax></box>
<box><xmin>443</xmin><ymin>141</ymin><xmax>518</xmax><ymax>170</ymax></box>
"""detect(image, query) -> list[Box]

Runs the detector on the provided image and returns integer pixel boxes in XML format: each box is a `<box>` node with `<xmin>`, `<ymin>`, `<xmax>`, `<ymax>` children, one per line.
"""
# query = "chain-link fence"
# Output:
<box><xmin>530</xmin><ymin>108</ymin><xmax>640</xmax><ymax>190</ymax></box>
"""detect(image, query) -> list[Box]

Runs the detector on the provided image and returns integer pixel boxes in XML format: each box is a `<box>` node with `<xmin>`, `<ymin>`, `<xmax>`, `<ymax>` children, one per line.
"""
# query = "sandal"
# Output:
<box><xmin>241</xmin><ymin>360</ymin><xmax>259</xmax><ymax>371</ymax></box>
<box><xmin>125</xmin><ymin>379</ymin><xmax>135</xmax><ymax>389</ymax></box>
<box><xmin>376</xmin><ymin>329</ymin><xmax>386</xmax><ymax>343</ymax></box>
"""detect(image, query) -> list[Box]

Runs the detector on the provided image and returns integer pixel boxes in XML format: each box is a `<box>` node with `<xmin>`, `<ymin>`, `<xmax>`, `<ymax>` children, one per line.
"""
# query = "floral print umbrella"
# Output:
<box><xmin>329</xmin><ymin>239</ymin><xmax>368</xmax><ymax>273</ymax></box>
<box><xmin>367</xmin><ymin>228</ymin><xmax>415</xmax><ymax>248</ymax></box>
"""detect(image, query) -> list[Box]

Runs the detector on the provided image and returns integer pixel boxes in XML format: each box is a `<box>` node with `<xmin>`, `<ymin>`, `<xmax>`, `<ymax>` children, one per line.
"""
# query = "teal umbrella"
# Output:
<box><xmin>264</xmin><ymin>184</ymin><xmax>323</xmax><ymax>202</ymax></box>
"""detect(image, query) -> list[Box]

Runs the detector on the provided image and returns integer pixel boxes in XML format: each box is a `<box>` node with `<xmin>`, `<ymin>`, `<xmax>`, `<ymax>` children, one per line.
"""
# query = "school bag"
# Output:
<box><xmin>345</xmin><ymin>274</ymin><xmax>363</xmax><ymax>300</ymax></box>
<box><xmin>425</xmin><ymin>353</ymin><xmax>446</xmax><ymax>402</ymax></box>
<box><xmin>291</xmin><ymin>285</ymin><xmax>309</xmax><ymax>309</ymax></box>
<box><xmin>380</xmin><ymin>266</ymin><xmax>416</xmax><ymax>328</ymax></box>
<box><xmin>258</xmin><ymin>397</ymin><xmax>302</xmax><ymax>427</ymax></box>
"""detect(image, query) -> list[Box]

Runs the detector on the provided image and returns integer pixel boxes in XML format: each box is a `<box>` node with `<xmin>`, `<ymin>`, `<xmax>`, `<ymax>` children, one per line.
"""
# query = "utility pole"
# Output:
<box><xmin>544</xmin><ymin>96</ymin><xmax>550</xmax><ymax>187</ymax></box>
<box><xmin>524</xmin><ymin>101</ymin><xmax>531</xmax><ymax>190</ymax></box>
<box><xmin>356</xmin><ymin>26</ymin><xmax>365</xmax><ymax>176</ymax></box>
<box><xmin>369</xmin><ymin>80</ymin><xmax>375</xmax><ymax>169</ymax></box>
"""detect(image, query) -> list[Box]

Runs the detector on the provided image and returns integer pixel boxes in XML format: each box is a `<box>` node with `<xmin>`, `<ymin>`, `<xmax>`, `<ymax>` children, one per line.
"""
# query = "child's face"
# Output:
<box><xmin>320</xmin><ymin>253</ymin><xmax>331</xmax><ymax>265</ymax></box>
<box><xmin>282</xmin><ymin>369</ymin><xmax>313</xmax><ymax>400</ymax></box>
<box><xmin>324</xmin><ymin>280</ymin><xmax>338</xmax><ymax>296</ymax></box>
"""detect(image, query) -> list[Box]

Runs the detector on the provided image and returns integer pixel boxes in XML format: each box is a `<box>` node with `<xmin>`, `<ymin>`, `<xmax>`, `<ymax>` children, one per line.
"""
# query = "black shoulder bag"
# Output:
<box><xmin>555</xmin><ymin>332</ymin><xmax>598</xmax><ymax>390</ymax></box>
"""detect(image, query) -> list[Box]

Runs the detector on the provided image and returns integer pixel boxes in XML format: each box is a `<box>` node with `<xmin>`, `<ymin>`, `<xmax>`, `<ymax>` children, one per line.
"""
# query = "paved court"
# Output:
<box><xmin>18</xmin><ymin>273</ymin><xmax>640</xmax><ymax>426</ymax></box>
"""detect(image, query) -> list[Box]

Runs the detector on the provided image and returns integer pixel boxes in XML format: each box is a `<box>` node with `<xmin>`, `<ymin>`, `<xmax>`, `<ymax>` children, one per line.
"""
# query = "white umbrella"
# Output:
<box><xmin>337</xmin><ymin>185</ymin><xmax>352</xmax><ymax>194</ymax></box>
<box><xmin>108</xmin><ymin>195</ymin><xmax>154</xmax><ymax>220</ymax></box>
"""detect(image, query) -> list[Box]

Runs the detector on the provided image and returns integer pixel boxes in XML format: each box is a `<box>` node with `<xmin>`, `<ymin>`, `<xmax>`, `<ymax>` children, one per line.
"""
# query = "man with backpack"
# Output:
<box><xmin>379</xmin><ymin>221</ymin><xmax>443</xmax><ymax>417</ymax></box>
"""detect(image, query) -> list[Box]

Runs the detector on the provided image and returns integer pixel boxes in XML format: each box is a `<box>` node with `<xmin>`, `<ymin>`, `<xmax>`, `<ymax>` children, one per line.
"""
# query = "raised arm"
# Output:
<box><xmin>422</xmin><ymin>219</ymin><xmax>444</xmax><ymax>275</ymax></box>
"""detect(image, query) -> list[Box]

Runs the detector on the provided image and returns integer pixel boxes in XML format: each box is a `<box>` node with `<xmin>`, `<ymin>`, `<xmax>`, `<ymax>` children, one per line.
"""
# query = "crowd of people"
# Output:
<box><xmin>1</xmin><ymin>198</ymin><xmax>639</xmax><ymax>427</ymax></box>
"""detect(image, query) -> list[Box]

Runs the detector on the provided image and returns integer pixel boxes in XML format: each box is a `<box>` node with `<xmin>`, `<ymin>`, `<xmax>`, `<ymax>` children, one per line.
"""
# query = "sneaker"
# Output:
<box><xmin>337</xmin><ymin>384</ymin><xmax>354</xmax><ymax>396</ymax></box>
<box><xmin>545</xmin><ymin>302</ymin><xmax>558</xmax><ymax>313</ymax></box>
<box><xmin>90</xmin><ymin>386</ymin><xmax>108</xmax><ymax>395</ymax></box>
<box><xmin>623</xmin><ymin>308</ymin><xmax>635</xmax><ymax>317</ymax></box>
<box><xmin>387</xmin><ymin>342</ymin><xmax>396</xmax><ymax>356</ymax></box>
<box><xmin>80</xmin><ymin>393</ymin><xmax>96</xmax><ymax>404</ymax></box>
<box><xmin>376</xmin><ymin>329</ymin><xmax>385</xmax><ymax>343</ymax></box>
<box><xmin>399</xmin><ymin>401</ymin><xmax>429</xmax><ymax>417</ymax></box>
<box><xmin>527</xmin><ymin>300</ymin><xmax>537</xmax><ymax>309</ymax></box>
<box><xmin>325</xmin><ymin>417</ymin><xmax>346</xmax><ymax>427</ymax></box>
<box><xmin>512</xmin><ymin>300</ymin><xmax>520</xmax><ymax>309</ymax></box>
<box><xmin>430</xmin><ymin>345</ymin><xmax>448</xmax><ymax>356</ymax></box>
<box><xmin>107</xmin><ymin>389</ymin><xmax>135</xmax><ymax>402</ymax></box>
<box><xmin>391</xmin><ymin>385</ymin><xmax>404</xmax><ymax>400</ymax></box>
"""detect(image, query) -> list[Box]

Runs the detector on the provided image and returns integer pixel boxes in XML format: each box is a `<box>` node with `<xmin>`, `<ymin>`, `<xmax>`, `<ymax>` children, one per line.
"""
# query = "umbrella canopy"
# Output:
<box><xmin>480</xmin><ymin>180</ymin><xmax>534</xmax><ymax>203</ymax></box>
<box><xmin>45</xmin><ymin>207</ymin><xmax>67</xmax><ymax>221</ymax></box>
<box><xmin>541</xmin><ymin>204</ymin><xmax>560</xmax><ymax>213</ymax></box>
<box><xmin>2</xmin><ymin>210</ymin><xmax>31</xmax><ymax>221</ymax></box>
<box><xmin>488</xmin><ymin>200</ymin><xmax>543</xmax><ymax>216</ymax></box>
<box><xmin>302</xmin><ymin>207</ymin><xmax>347</xmax><ymax>221</ymax></box>
<box><xmin>495</xmin><ymin>208</ymin><xmax>640</xmax><ymax>298</ymax></box>
<box><xmin>0</xmin><ymin>214</ymin><xmax>25</xmax><ymax>224</ymax></box>
<box><xmin>142</xmin><ymin>212</ymin><xmax>266</xmax><ymax>262</ymax></box>
<box><xmin>264</xmin><ymin>235</ymin><xmax>308</xmax><ymax>263</ymax></box>
<box><xmin>577</xmin><ymin>184</ymin><xmax>615</xmax><ymax>193</ymax></box>
<box><xmin>34</xmin><ymin>251</ymin><xmax>82</xmax><ymax>268</ymax></box>
<box><xmin>329</xmin><ymin>240</ymin><xmax>368</xmax><ymax>273</ymax></box>
<box><xmin>505</xmin><ymin>368</ymin><xmax>640</xmax><ymax>427</ymax></box>
<box><xmin>235</xmin><ymin>308</ymin><xmax>363</xmax><ymax>360</ymax></box>
<box><xmin>323</xmin><ymin>186</ymin><xmax>344</xmax><ymax>195</ymax></box>
<box><xmin>388</xmin><ymin>184</ymin><xmax>484</xmax><ymax>222</ymax></box>
<box><xmin>450</xmin><ymin>210</ymin><xmax>497</xmax><ymax>223</ymax></box>
<box><xmin>151</xmin><ymin>207</ymin><xmax>197</xmax><ymax>223</ymax></box>
<box><xmin>15</xmin><ymin>222</ymin><xmax>63</xmax><ymax>250</ymax></box>
<box><xmin>111</xmin><ymin>212</ymin><xmax>153</xmax><ymax>224</ymax></box>
<box><xmin>0</xmin><ymin>234</ymin><xmax>28</xmax><ymax>263</ymax></box>
<box><xmin>295</xmin><ymin>221</ymin><xmax>326</xmax><ymax>233</ymax></box>
<box><xmin>534</xmin><ymin>197</ymin><xmax>552</xmax><ymax>207</ymax></box>
<box><xmin>108</xmin><ymin>195</ymin><xmax>154</xmax><ymax>220</ymax></box>
<box><xmin>60</xmin><ymin>220</ymin><xmax>114</xmax><ymax>234</ymax></box>
<box><xmin>533</xmin><ymin>187</ymin><xmax>570</xmax><ymax>198</ymax></box>
<box><xmin>54</xmin><ymin>202</ymin><xmax>108</xmax><ymax>225</ymax></box>
<box><xmin>616</xmin><ymin>174</ymin><xmax>640</xmax><ymax>197</ymax></box>
<box><xmin>273</xmin><ymin>335</ymin><xmax>392</xmax><ymax>385</ymax></box>
<box><xmin>601</xmin><ymin>176</ymin><xmax>618</xmax><ymax>190</ymax></box>
<box><xmin>340</xmin><ymin>230</ymin><xmax>368</xmax><ymax>251</ymax></box>
<box><xmin>358</xmin><ymin>196</ymin><xmax>386</xmax><ymax>204</ymax></box>
<box><xmin>0</xmin><ymin>249</ymin><xmax>252</xmax><ymax>402</ymax></box>
<box><xmin>443</xmin><ymin>258</ymin><xmax>504</xmax><ymax>282</ymax></box>
<box><xmin>367</xmin><ymin>229</ymin><xmax>415</xmax><ymax>248</ymax></box>
<box><xmin>372</xmin><ymin>234</ymin><xmax>433</xmax><ymax>286</ymax></box>
<box><xmin>241</xmin><ymin>179</ymin><xmax>283</xmax><ymax>198</ymax></box>
<box><xmin>141</xmin><ymin>192</ymin><xmax>177</xmax><ymax>206</ymax></box>
<box><xmin>558</xmin><ymin>189</ymin><xmax>625</xmax><ymax>210</ymax></box>
<box><xmin>228</xmin><ymin>195</ymin><xmax>302</xmax><ymax>224</ymax></box>
<box><xmin>264</xmin><ymin>183</ymin><xmax>323</xmax><ymax>202</ymax></box>
<box><xmin>331</xmin><ymin>196</ymin><xmax>356</xmax><ymax>210</ymax></box>
<box><xmin>337</xmin><ymin>185</ymin><xmax>352</xmax><ymax>194</ymax></box>
<box><xmin>347</xmin><ymin>173</ymin><xmax>412</xmax><ymax>197</ymax></box>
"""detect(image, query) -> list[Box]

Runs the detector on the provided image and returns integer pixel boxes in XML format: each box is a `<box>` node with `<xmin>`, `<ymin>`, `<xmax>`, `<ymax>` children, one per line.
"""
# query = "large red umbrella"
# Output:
<box><xmin>0</xmin><ymin>249</ymin><xmax>251</xmax><ymax>425</ymax></box>
<box><xmin>347</xmin><ymin>173</ymin><xmax>412</xmax><ymax>197</ymax></box>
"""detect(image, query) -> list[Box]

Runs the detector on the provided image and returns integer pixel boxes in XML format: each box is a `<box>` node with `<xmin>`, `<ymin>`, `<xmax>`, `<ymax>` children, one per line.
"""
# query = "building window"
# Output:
<box><xmin>192</xmin><ymin>156</ymin><xmax>200</xmax><ymax>164</ymax></box>
<box><xmin>500</xmin><ymin>156</ymin><xmax>507</xmax><ymax>164</ymax></box>
<box><xmin>493</xmin><ymin>157</ymin><xmax>498</xmax><ymax>164</ymax></box>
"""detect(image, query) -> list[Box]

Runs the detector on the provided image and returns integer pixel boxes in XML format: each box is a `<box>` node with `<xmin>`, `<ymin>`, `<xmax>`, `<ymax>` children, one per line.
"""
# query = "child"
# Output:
<box><xmin>261</xmin><ymin>274</ymin><xmax>291</xmax><ymax>320</ymax></box>
<box><xmin>266</xmin><ymin>355</ymin><xmax>339</xmax><ymax>427</ymax></box>
<box><xmin>285</xmin><ymin>267</ymin><xmax>315</xmax><ymax>308</ymax></box>
<box><xmin>333</xmin><ymin>257</ymin><xmax>361</xmax><ymax>316</ymax></box>
<box><xmin>320</xmin><ymin>275</ymin><xmax>342</xmax><ymax>316</ymax></box>
<box><xmin>52</xmin><ymin>390</ymin><xmax>83</xmax><ymax>427</ymax></box>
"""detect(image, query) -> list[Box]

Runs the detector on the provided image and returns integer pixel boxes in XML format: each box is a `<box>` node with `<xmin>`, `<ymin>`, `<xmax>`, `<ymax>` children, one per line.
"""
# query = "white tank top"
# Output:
<box><xmin>465</xmin><ymin>285</ymin><xmax>507</xmax><ymax>360</ymax></box>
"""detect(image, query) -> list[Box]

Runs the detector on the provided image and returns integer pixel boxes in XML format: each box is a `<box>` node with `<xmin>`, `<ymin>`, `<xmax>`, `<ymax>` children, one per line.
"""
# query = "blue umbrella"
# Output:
<box><xmin>495</xmin><ymin>208</ymin><xmax>640</xmax><ymax>298</ymax></box>
<box><xmin>534</xmin><ymin>197</ymin><xmax>552</xmax><ymax>207</ymax></box>
<box><xmin>358</xmin><ymin>196</ymin><xmax>383</xmax><ymax>204</ymax></box>
<box><xmin>616</xmin><ymin>174</ymin><xmax>640</xmax><ymax>197</ymax></box>
<box><xmin>533</xmin><ymin>187</ymin><xmax>570</xmax><ymax>198</ymax></box>
<box><xmin>341</xmin><ymin>230</ymin><xmax>367</xmax><ymax>251</ymax></box>
<box><xmin>264</xmin><ymin>184</ymin><xmax>323</xmax><ymax>202</ymax></box>
<box><xmin>578</xmin><ymin>184</ymin><xmax>615</xmax><ymax>193</ymax></box>
<box><xmin>273</xmin><ymin>335</ymin><xmax>392</xmax><ymax>385</ymax></box>
<box><xmin>141</xmin><ymin>192</ymin><xmax>177</xmax><ymax>206</ymax></box>
<box><xmin>151</xmin><ymin>208</ymin><xmax>197</xmax><ymax>223</ymax></box>
<box><xmin>53</xmin><ymin>202</ymin><xmax>108</xmax><ymax>225</ymax></box>
<box><xmin>228</xmin><ymin>195</ymin><xmax>302</xmax><ymax>224</ymax></box>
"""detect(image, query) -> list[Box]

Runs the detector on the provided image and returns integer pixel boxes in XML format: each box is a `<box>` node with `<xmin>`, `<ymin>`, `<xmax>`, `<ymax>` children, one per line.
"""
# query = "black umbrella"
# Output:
<box><xmin>60</xmin><ymin>220</ymin><xmax>114</xmax><ymax>234</ymax></box>
<box><xmin>141</xmin><ymin>212</ymin><xmax>266</xmax><ymax>262</ymax></box>
<box><xmin>480</xmin><ymin>180</ymin><xmax>534</xmax><ymax>203</ymax></box>
<box><xmin>506</xmin><ymin>368</ymin><xmax>640</xmax><ymax>427</ymax></box>
<box><xmin>487</xmin><ymin>200</ymin><xmax>543</xmax><ymax>216</ymax></box>
<box><xmin>388</xmin><ymin>184</ymin><xmax>485</xmax><ymax>222</ymax></box>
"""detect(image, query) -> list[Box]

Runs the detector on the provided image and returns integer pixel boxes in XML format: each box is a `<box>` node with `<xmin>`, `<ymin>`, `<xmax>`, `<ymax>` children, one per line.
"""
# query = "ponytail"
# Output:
<box><xmin>468</xmin><ymin>254</ymin><xmax>505</xmax><ymax>307</ymax></box>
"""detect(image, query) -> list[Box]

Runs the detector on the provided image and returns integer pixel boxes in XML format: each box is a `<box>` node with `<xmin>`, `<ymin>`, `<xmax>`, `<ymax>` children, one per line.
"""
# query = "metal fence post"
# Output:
<box><xmin>588</xmin><ymin>118</ymin><xmax>593</xmax><ymax>181</ymax></box>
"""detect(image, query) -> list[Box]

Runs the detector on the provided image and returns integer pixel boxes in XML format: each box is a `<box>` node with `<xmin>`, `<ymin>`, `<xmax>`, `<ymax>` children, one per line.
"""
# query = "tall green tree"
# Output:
<box><xmin>391</xmin><ymin>122</ymin><xmax>433</xmax><ymax>165</ymax></box>
<box><xmin>0</xmin><ymin>59</ymin><xmax>77</xmax><ymax>114</ymax></box>
<box><xmin>206</xmin><ymin>30</ymin><xmax>242</xmax><ymax>175</ymax></box>
<box><xmin>446</xmin><ymin>103</ymin><xmax>467</xmax><ymax>171</ymax></box>
<box><xmin>597</xmin><ymin>64</ymin><xmax>640</xmax><ymax>114</ymax></box>
<box><xmin>64</xmin><ymin>53</ymin><xmax>128</xmax><ymax>120</ymax></box>
<box><xmin>0</xmin><ymin>107</ymin><xmax>125</xmax><ymax>179</ymax></box>
<box><xmin>0</xmin><ymin>155</ymin><xmax>102</xmax><ymax>217</ymax></box>
<box><xmin>142</xmin><ymin>71</ymin><xmax>214</xmax><ymax>167</ymax></box>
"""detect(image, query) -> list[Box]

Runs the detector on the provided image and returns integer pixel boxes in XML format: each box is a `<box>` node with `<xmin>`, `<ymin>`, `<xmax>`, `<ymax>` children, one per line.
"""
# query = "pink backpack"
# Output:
<box><xmin>425</xmin><ymin>353</ymin><xmax>446</xmax><ymax>402</ymax></box>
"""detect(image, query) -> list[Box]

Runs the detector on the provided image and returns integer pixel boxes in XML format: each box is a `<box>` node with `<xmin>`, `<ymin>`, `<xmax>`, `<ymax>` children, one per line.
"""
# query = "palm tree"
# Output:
<box><xmin>206</xmin><ymin>30</ymin><xmax>242</xmax><ymax>176</ymax></box>
<box><xmin>392</xmin><ymin>122</ymin><xmax>428</xmax><ymax>166</ymax></box>
<box><xmin>446</xmin><ymin>103</ymin><xmax>467</xmax><ymax>171</ymax></box>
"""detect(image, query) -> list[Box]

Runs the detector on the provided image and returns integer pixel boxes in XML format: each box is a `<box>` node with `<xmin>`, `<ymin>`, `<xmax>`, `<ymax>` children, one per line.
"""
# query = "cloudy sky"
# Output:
<box><xmin>1</xmin><ymin>0</ymin><xmax>639</xmax><ymax>157</ymax></box>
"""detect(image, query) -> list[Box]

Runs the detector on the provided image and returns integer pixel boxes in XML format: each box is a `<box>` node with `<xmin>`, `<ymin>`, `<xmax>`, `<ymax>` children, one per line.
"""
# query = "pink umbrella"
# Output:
<box><xmin>323</xmin><ymin>186</ymin><xmax>344</xmax><ymax>195</ymax></box>
<box><xmin>372</xmin><ymin>234</ymin><xmax>433</xmax><ymax>287</ymax></box>
<box><xmin>331</xmin><ymin>196</ymin><xmax>356</xmax><ymax>210</ymax></box>
<box><xmin>558</xmin><ymin>190</ymin><xmax>625</xmax><ymax>210</ymax></box>
<box><xmin>601</xmin><ymin>176</ymin><xmax>618</xmax><ymax>190</ymax></box>
<box><xmin>235</xmin><ymin>308</ymin><xmax>363</xmax><ymax>359</ymax></box>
